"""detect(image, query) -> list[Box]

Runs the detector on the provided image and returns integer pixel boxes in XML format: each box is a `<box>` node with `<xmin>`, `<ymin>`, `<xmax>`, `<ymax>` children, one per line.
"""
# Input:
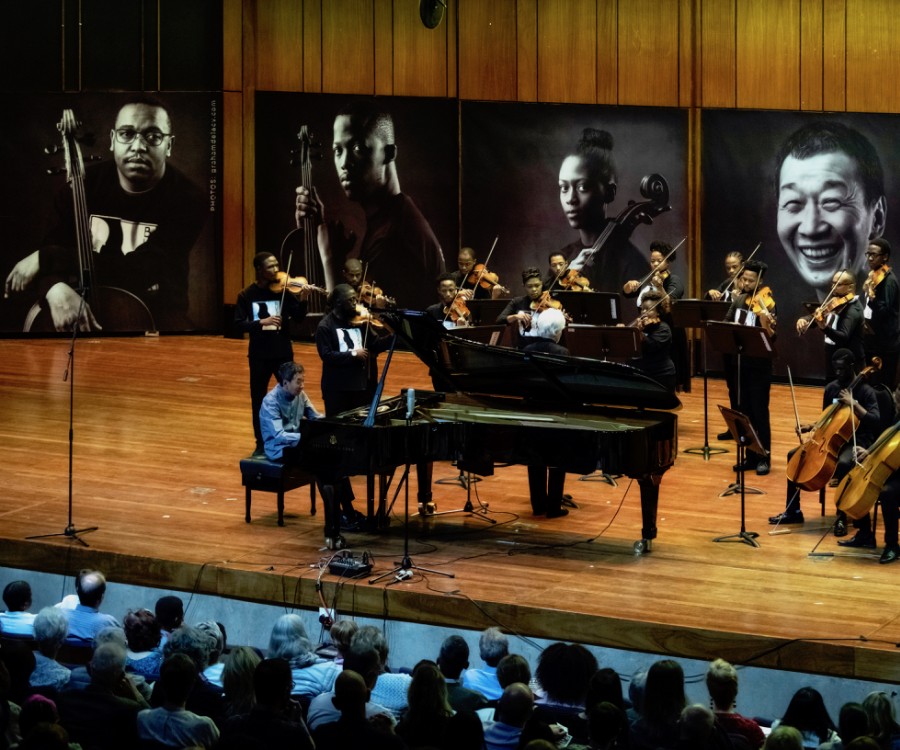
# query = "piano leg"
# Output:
<box><xmin>636</xmin><ymin>473</ymin><xmax>663</xmax><ymax>553</ymax></box>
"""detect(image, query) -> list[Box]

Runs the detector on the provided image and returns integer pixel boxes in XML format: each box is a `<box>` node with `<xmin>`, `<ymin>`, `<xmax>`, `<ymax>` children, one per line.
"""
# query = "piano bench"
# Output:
<box><xmin>240</xmin><ymin>456</ymin><xmax>317</xmax><ymax>527</ymax></box>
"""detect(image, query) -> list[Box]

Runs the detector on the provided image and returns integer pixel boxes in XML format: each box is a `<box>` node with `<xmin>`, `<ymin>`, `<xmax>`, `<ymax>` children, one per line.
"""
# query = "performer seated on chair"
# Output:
<box><xmin>259</xmin><ymin>361</ymin><xmax>352</xmax><ymax>548</ymax></box>
<box><xmin>769</xmin><ymin>348</ymin><xmax>880</xmax><ymax>531</ymax></box>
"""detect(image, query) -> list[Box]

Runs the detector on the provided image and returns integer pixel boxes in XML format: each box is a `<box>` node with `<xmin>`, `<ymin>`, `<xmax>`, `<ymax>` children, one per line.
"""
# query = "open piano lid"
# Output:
<box><xmin>382</xmin><ymin>310</ymin><xmax>681</xmax><ymax>411</ymax></box>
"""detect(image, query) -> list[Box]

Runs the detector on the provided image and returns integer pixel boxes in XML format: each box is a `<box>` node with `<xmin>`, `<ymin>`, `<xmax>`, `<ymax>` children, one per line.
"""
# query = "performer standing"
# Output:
<box><xmin>632</xmin><ymin>291</ymin><xmax>676</xmax><ymax>394</ymax></box>
<box><xmin>705</xmin><ymin>251</ymin><xmax>743</xmax><ymax>302</ymax></box>
<box><xmin>235</xmin><ymin>252</ymin><xmax>309</xmax><ymax>455</ymax></box>
<box><xmin>724</xmin><ymin>260</ymin><xmax>776</xmax><ymax>476</ymax></box>
<box><xmin>862</xmin><ymin>238</ymin><xmax>900</xmax><ymax>389</ymax></box>
<box><xmin>795</xmin><ymin>269</ymin><xmax>864</xmax><ymax>381</ymax></box>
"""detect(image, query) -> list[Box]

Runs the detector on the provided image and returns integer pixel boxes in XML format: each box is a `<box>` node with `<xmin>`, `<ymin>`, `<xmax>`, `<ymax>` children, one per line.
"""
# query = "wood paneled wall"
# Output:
<box><xmin>223</xmin><ymin>0</ymin><xmax>900</xmax><ymax>299</ymax></box>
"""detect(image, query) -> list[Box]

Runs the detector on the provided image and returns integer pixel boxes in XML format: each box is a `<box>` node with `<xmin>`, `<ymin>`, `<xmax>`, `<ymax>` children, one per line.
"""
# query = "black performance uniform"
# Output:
<box><xmin>560</xmin><ymin>225</ymin><xmax>647</xmax><ymax>295</ymax></box>
<box><xmin>864</xmin><ymin>268</ymin><xmax>900</xmax><ymax>389</ymax></box>
<box><xmin>633</xmin><ymin>320</ymin><xmax>676</xmax><ymax>393</ymax></box>
<box><xmin>821</xmin><ymin>296</ymin><xmax>865</xmax><ymax>381</ymax></box>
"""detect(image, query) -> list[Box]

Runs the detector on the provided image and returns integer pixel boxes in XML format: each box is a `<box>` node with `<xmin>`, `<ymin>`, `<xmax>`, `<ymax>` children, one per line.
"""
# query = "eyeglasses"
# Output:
<box><xmin>114</xmin><ymin>128</ymin><xmax>170</xmax><ymax>147</ymax></box>
<box><xmin>866</xmin><ymin>251</ymin><xmax>885</xmax><ymax>258</ymax></box>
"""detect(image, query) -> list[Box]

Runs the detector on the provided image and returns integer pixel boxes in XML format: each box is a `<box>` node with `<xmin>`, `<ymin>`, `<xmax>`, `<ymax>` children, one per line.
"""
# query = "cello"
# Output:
<box><xmin>24</xmin><ymin>110</ymin><xmax>156</xmax><ymax>333</ymax></box>
<box><xmin>291</xmin><ymin>124</ymin><xmax>326</xmax><ymax>313</ymax></box>
<box><xmin>835</xmin><ymin>422</ymin><xmax>900</xmax><ymax>520</ymax></box>
<box><xmin>785</xmin><ymin>359</ymin><xmax>881</xmax><ymax>491</ymax></box>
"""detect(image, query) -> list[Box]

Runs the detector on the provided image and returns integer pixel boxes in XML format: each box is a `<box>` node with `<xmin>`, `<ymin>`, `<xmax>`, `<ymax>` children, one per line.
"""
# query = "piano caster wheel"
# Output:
<box><xmin>633</xmin><ymin>539</ymin><xmax>652</xmax><ymax>556</ymax></box>
<box><xmin>325</xmin><ymin>535</ymin><xmax>346</xmax><ymax>551</ymax></box>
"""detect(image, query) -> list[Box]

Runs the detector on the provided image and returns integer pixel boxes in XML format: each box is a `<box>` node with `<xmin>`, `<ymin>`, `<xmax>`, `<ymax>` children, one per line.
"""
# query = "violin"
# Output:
<box><xmin>864</xmin><ymin>265</ymin><xmax>890</xmax><ymax>299</ymax></box>
<box><xmin>359</xmin><ymin>281</ymin><xmax>395</xmax><ymax>309</ymax></box>
<box><xmin>785</xmin><ymin>358</ymin><xmax>881</xmax><ymax>491</ymax></box>
<box><xmin>812</xmin><ymin>292</ymin><xmax>853</xmax><ymax>323</ymax></box>
<box><xmin>350</xmin><ymin>304</ymin><xmax>384</xmax><ymax>329</ymax></box>
<box><xmin>557</xmin><ymin>269</ymin><xmax>592</xmax><ymax>292</ymax></box>
<box><xmin>467</xmin><ymin>264</ymin><xmax>510</xmax><ymax>295</ymax></box>
<box><xmin>530</xmin><ymin>291</ymin><xmax>563</xmax><ymax>313</ymax></box>
<box><xmin>269</xmin><ymin>271</ymin><xmax>326</xmax><ymax>297</ymax></box>
<box><xmin>443</xmin><ymin>296</ymin><xmax>471</xmax><ymax>325</ymax></box>
<box><xmin>836</xmin><ymin>420</ymin><xmax>900</xmax><ymax>520</ymax></box>
<box><xmin>745</xmin><ymin>286</ymin><xmax>776</xmax><ymax>335</ymax></box>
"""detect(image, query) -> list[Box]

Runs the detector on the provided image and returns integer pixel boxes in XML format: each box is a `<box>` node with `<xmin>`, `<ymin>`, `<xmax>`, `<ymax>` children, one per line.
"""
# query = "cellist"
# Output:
<box><xmin>724</xmin><ymin>260</ymin><xmax>777</xmax><ymax>476</ymax></box>
<box><xmin>795</xmin><ymin>269</ymin><xmax>865</xmax><ymax>381</ymax></box>
<box><xmin>769</xmin><ymin>349</ymin><xmax>880</xmax><ymax>533</ymax></box>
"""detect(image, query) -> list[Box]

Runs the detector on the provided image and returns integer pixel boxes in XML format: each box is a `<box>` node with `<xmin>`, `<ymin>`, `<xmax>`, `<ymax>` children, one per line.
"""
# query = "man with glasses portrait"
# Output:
<box><xmin>4</xmin><ymin>95</ymin><xmax>206</xmax><ymax>331</ymax></box>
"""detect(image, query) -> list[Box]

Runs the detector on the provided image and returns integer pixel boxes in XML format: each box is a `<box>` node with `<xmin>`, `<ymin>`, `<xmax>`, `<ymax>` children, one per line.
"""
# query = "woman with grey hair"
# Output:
<box><xmin>29</xmin><ymin>607</ymin><xmax>71</xmax><ymax>691</ymax></box>
<box><xmin>268</xmin><ymin>614</ymin><xmax>339</xmax><ymax>698</ymax></box>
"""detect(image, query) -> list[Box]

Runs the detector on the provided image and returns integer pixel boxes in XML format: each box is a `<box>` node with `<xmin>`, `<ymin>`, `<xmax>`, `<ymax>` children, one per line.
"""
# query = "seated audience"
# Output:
<box><xmin>123</xmin><ymin>608</ymin><xmax>163</xmax><ymax>682</ymax></box>
<box><xmin>312</xmin><ymin>670</ymin><xmax>406</xmax><ymax>749</ymax></box>
<box><xmin>153</xmin><ymin>624</ymin><xmax>224</xmax><ymax>725</ymax></box>
<box><xmin>396</xmin><ymin>662</ymin><xmax>484</xmax><ymax>750</ymax></box>
<box><xmin>0</xmin><ymin>582</ymin><xmax>36</xmax><ymax>638</ymax></box>
<box><xmin>764</xmin><ymin>725</ymin><xmax>804</xmax><ymax>750</ymax></box>
<box><xmin>268</xmin><ymin>614</ymin><xmax>339</xmax><ymax>699</ymax></box>
<box><xmin>437</xmin><ymin>634</ymin><xmax>490</xmax><ymax>713</ymax></box>
<box><xmin>154</xmin><ymin>596</ymin><xmax>184</xmax><ymax>648</ymax></box>
<box><xmin>676</xmin><ymin>703</ymin><xmax>733</xmax><ymax>750</ymax></box>
<box><xmin>137</xmin><ymin>652</ymin><xmax>219</xmax><ymax>748</ymax></box>
<box><xmin>220</xmin><ymin>657</ymin><xmax>314</xmax><ymax>749</ymax></box>
<box><xmin>66</xmin><ymin>627</ymin><xmax>150</xmax><ymax>699</ymax></box>
<box><xmin>476</xmin><ymin>653</ymin><xmax>533</xmax><ymax>725</ymax></box>
<box><xmin>627</xmin><ymin>666</ymin><xmax>649</xmax><ymax>724</ymax></box>
<box><xmin>349</xmin><ymin>625</ymin><xmax>411</xmax><ymax>718</ymax></box>
<box><xmin>532</xmin><ymin>642</ymin><xmax>598</xmax><ymax>742</ymax></box>
<box><xmin>221</xmin><ymin>645</ymin><xmax>261</xmax><ymax>720</ymax></box>
<box><xmin>483</xmin><ymin>682</ymin><xmax>534</xmax><ymax>750</ymax></box>
<box><xmin>705</xmin><ymin>657</ymin><xmax>765</xmax><ymax>749</ymax></box>
<box><xmin>197</xmin><ymin>621</ymin><xmax>226</xmax><ymax>688</ymax></box>
<box><xmin>462</xmin><ymin>626</ymin><xmax>509</xmax><ymax>700</ymax></box>
<box><xmin>770</xmin><ymin>687</ymin><xmax>838</xmax><ymax>749</ymax></box>
<box><xmin>1</xmin><ymin>639</ymin><xmax>36</xmax><ymax>706</ymax></box>
<box><xmin>306</xmin><ymin>646</ymin><xmax>392</xmax><ymax>731</ymax></box>
<box><xmin>56</xmin><ymin>570</ymin><xmax>119</xmax><ymax>645</ymax></box>
<box><xmin>819</xmin><ymin>701</ymin><xmax>870</xmax><ymax>750</ymax></box>
<box><xmin>14</xmin><ymin>693</ymin><xmax>79</xmax><ymax>749</ymax></box>
<box><xmin>629</xmin><ymin>659</ymin><xmax>687</xmax><ymax>750</ymax></box>
<box><xmin>29</xmin><ymin>608</ymin><xmax>70</xmax><ymax>693</ymax></box>
<box><xmin>56</xmin><ymin>642</ymin><xmax>148</xmax><ymax>750</ymax></box>
<box><xmin>862</xmin><ymin>690</ymin><xmax>900</xmax><ymax>750</ymax></box>
<box><xmin>585</xmin><ymin>700</ymin><xmax>627</xmax><ymax>750</ymax></box>
<box><xmin>328</xmin><ymin>618</ymin><xmax>358</xmax><ymax>664</ymax></box>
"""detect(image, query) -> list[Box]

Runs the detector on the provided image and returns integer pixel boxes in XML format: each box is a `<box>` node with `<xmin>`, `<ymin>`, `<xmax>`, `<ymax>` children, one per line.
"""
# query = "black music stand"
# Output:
<box><xmin>564</xmin><ymin>325</ymin><xmax>641</xmax><ymax>362</ymax></box>
<box><xmin>466</xmin><ymin>299</ymin><xmax>508</xmax><ymax>327</ymax></box>
<box><xmin>671</xmin><ymin>299</ymin><xmax>730</xmax><ymax>459</ymax></box>
<box><xmin>714</xmin><ymin>405</ymin><xmax>764</xmax><ymax>548</ymax></box>
<box><xmin>552</xmin><ymin>291</ymin><xmax>622</xmax><ymax>325</ymax></box>
<box><xmin>706</xmin><ymin>321</ymin><xmax>774</xmax><ymax>497</ymax></box>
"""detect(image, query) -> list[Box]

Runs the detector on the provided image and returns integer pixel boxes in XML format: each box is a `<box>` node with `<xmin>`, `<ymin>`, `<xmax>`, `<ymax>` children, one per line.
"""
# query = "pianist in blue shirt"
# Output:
<box><xmin>259</xmin><ymin>361</ymin><xmax>322</xmax><ymax>462</ymax></box>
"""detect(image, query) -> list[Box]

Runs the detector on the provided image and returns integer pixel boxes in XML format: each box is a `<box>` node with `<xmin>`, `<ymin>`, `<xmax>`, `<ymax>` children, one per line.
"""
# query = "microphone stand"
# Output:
<box><xmin>28</xmin><ymin>290</ymin><xmax>98</xmax><ymax>546</ymax></box>
<box><xmin>369</xmin><ymin>389</ymin><xmax>455</xmax><ymax>585</ymax></box>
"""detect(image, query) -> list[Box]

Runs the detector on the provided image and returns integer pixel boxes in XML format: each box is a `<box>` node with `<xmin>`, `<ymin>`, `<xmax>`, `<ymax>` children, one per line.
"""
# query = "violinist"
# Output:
<box><xmin>235</xmin><ymin>252</ymin><xmax>310</xmax><ymax>454</ymax></box>
<box><xmin>795</xmin><ymin>270</ymin><xmax>864</xmax><ymax>380</ymax></box>
<box><xmin>862</xmin><ymin>238</ymin><xmax>900</xmax><ymax>389</ymax></box>
<box><xmin>705</xmin><ymin>251</ymin><xmax>743</xmax><ymax>302</ymax></box>
<box><xmin>724</xmin><ymin>260</ymin><xmax>776</xmax><ymax>475</ymax></box>
<box><xmin>496</xmin><ymin>267</ymin><xmax>568</xmax><ymax>352</ymax></box>
<box><xmin>453</xmin><ymin>247</ymin><xmax>492</xmax><ymax>301</ymax></box>
<box><xmin>556</xmin><ymin>128</ymin><xmax>646</xmax><ymax>294</ymax></box>
<box><xmin>341</xmin><ymin>258</ymin><xmax>364</xmax><ymax>292</ymax></box>
<box><xmin>631</xmin><ymin>291</ymin><xmax>676</xmax><ymax>394</ymax></box>
<box><xmin>769</xmin><ymin>349</ymin><xmax>881</xmax><ymax>533</ymax></box>
<box><xmin>426</xmin><ymin>273</ymin><xmax>471</xmax><ymax>329</ymax></box>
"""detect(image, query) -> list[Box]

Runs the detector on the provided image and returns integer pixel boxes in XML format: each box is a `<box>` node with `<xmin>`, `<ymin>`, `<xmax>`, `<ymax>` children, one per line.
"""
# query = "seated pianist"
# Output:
<box><xmin>259</xmin><ymin>360</ymin><xmax>354</xmax><ymax>548</ymax></box>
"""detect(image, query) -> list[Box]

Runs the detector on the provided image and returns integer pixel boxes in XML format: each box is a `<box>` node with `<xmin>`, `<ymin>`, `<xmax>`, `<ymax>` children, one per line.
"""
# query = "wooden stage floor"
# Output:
<box><xmin>2</xmin><ymin>334</ymin><xmax>899</xmax><ymax>684</ymax></box>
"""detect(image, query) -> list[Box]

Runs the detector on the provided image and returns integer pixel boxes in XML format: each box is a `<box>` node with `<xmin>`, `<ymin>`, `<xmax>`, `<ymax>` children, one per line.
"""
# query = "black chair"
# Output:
<box><xmin>240</xmin><ymin>455</ymin><xmax>317</xmax><ymax>526</ymax></box>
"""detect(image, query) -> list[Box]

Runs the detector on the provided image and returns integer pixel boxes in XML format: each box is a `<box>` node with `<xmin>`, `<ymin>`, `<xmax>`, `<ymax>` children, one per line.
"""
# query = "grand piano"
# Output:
<box><xmin>295</xmin><ymin>310</ymin><xmax>680</xmax><ymax>552</ymax></box>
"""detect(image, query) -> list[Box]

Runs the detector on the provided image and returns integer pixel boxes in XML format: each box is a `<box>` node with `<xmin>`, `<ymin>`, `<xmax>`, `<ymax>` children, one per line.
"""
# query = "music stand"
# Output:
<box><xmin>552</xmin><ymin>291</ymin><xmax>621</xmax><ymax>325</ymax></box>
<box><xmin>564</xmin><ymin>325</ymin><xmax>641</xmax><ymax>361</ymax></box>
<box><xmin>714</xmin><ymin>405</ymin><xmax>765</xmax><ymax>548</ymax></box>
<box><xmin>466</xmin><ymin>299</ymin><xmax>508</xmax><ymax>326</ymax></box>
<box><xmin>671</xmin><ymin>299</ymin><xmax>730</xmax><ymax>459</ymax></box>
<box><xmin>706</xmin><ymin>320</ymin><xmax>775</xmax><ymax>497</ymax></box>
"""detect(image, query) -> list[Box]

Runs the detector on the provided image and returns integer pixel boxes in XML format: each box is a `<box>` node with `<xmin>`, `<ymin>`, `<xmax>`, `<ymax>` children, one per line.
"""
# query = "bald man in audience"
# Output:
<box><xmin>57</xmin><ymin>569</ymin><xmax>120</xmax><ymax>645</ymax></box>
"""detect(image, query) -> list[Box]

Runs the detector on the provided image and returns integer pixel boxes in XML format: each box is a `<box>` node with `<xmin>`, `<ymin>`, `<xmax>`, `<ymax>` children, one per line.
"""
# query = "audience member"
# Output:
<box><xmin>15</xmin><ymin>694</ymin><xmax>79</xmax><ymax>749</ymax></box>
<box><xmin>29</xmin><ymin>608</ymin><xmax>70</xmax><ymax>693</ymax></box>
<box><xmin>349</xmin><ymin>625</ymin><xmax>412</xmax><ymax>718</ymax></box>
<box><xmin>0</xmin><ymin>582</ymin><xmax>36</xmax><ymax>638</ymax></box>
<box><xmin>476</xmin><ymin>653</ymin><xmax>533</xmax><ymax>725</ymax></box>
<box><xmin>462</xmin><ymin>627</ymin><xmax>509</xmax><ymax>700</ymax></box>
<box><xmin>676</xmin><ymin>703</ymin><xmax>733</xmax><ymax>750</ymax></box>
<box><xmin>154</xmin><ymin>624</ymin><xmax>224</xmax><ymax>725</ymax></box>
<box><xmin>437</xmin><ymin>634</ymin><xmax>489</xmax><ymax>713</ymax></box>
<box><xmin>219</xmin><ymin>657</ymin><xmax>313</xmax><ymax>749</ymax></box>
<box><xmin>862</xmin><ymin>690</ymin><xmax>900</xmax><ymax>749</ymax></box>
<box><xmin>221</xmin><ymin>645</ymin><xmax>261</xmax><ymax>719</ymax></box>
<box><xmin>65</xmin><ymin>627</ymin><xmax>145</xmax><ymax>696</ymax></box>
<box><xmin>845</xmin><ymin>738</ymin><xmax>882</xmax><ymax>750</ymax></box>
<box><xmin>306</xmin><ymin>646</ymin><xmax>392</xmax><ymax>731</ymax></box>
<box><xmin>154</xmin><ymin>596</ymin><xmax>184</xmax><ymax>647</ymax></box>
<box><xmin>764</xmin><ymin>725</ymin><xmax>804</xmax><ymax>750</ymax></box>
<box><xmin>123</xmin><ymin>608</ymin><xmax>163</xmax><ymax>682</ymax></box>
<box><xmin>483</xmin><ymin>682</ymin><xmax>534</xmax><ymax>750</ymax></box>
<box><xmin>15</xmin><ymin>723</ymin><xmax>74</xmax><ymax>750</ymax></box>
<box><xmin>531</xmin><ymin>642</ymin><xmax>597</xmax><ymax>743</ymax></box>
<box><xmin>771</xmin><ymin>687</ymin><xmax>838</xmax><ymax>749</ymax></box>
<box><xmin>312</xmin><ymin>670</ymin><xmax>406</xmax><ymax>749</ymax></box>
<box><xmin>137</xmin><ymin>653</ymin><xmax>219</xmax><ymax>748</ymax></box>
<box><xmin>396</xmin><ymin>662</ymin><xmax>484</xmax><ymax>750</ymax></box>
<box><xmin>328</xmin><ymin>618</ymin><xmax>358</xmax><ymax>664</ymax></box>
<box><xmin>627</xmin><ymin>666</ymin><xmax>649</xmax><ymax>724</ymax></box>
<box><xmin>1</xmin><ymin>639</ymin><xmax>36</xmax><ymax>706</ymax></box>
<box><xmin>196</xmin><ymin>620</ymin><xmax>226</xmax><ymax>687</ymax></box>
<box><xmin>268</xmin><ymin>614</ymin><xmax>339</xmax><ymax>699</ymax></box>
<box><xmin>585</xmin><ymin>700</ymin><xmax>627</xmax><ymax>750</ymax></box>
<box><xmin>56</xmin><ymin>571</ymin><xmax>119</xmax><ymax>645</ymax></box>
<box><xmin>629</xmin><ymin>659</ymin><xmax>687</xmax><ymax>750</ymax></box>
<box><xmin>582</xmin><ymin>668</ymin><xmax>629</xmax><ymax>748</ymax></box>
<box><xmin>819</xmin><ymin>701</ymin><xmax>869</xmax><ymax>750</ymax></box>
<box><xmin>706</xmin><ymin>657</ymin><xmax>765</xmax><ymax>748</ymax></box>
<box><xmin>56</xmin><ymin>642</ymin><xmax>148</xmax><ymax>750</ymax></box>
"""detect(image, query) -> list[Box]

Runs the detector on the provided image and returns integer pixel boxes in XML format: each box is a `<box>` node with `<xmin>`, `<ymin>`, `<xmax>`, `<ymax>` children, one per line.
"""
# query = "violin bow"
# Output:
<box><xmin>629</xmin><ymin>290</ymin><xmax>672</xmax><ymax>327</ymax></box>
<box><xmin>469</xmin><ymin>235</ymin><xmax>500</xmax><ymax>291</ymax></box>
<box><xmin>727</xmin><ymin>242</ymin><xmax>761</xmax><ymax>294</ymax></box>
<box><xmin>786</xmin><ymin>366</ymin><xmax>804</xmax><ymax>445</ymax></box>
<box><xmin>634</xmin><ymin>237</ymin><xmax>686</xmax><ymax>289</ymax></box>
